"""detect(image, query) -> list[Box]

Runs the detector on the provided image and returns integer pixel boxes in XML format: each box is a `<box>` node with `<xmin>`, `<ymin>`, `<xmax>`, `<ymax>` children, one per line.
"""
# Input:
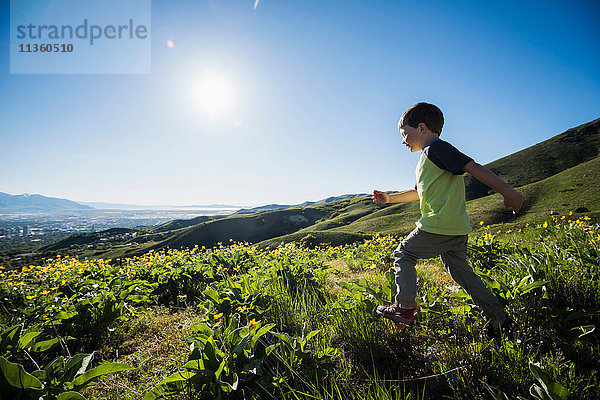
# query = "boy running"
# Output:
<box><xmin>373</xmin><ymin>102</ymin><xmax>522</xmax><ymax>335</ymax></box>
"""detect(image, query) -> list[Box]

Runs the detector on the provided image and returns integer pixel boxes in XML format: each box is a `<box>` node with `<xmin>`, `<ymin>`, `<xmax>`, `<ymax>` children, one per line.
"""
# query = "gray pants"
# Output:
<box><xmin>394</xmin><ymin>228</ymin><xmax>506</xmax><ymax>321</ymax></box>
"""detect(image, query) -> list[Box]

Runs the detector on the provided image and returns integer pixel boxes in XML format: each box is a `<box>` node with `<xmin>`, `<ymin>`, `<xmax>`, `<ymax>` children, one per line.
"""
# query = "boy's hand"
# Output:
<box><xmin>372</xmin><ymin>190</ymin><xmax>389</xmax><ymax>204</ymax></box>
<box><xmin>503</xmin><ymin>188</ymin><xmax>523</xmax><ymax>214</ymax></box>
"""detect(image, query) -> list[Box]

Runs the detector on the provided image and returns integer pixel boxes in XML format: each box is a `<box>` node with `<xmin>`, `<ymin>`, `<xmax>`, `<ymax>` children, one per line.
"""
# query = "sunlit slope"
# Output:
<box><xmin>149</xmin><ymin>207</ymin><xmax>330</xmax><ymax>251</ymax></box>
<box><xmin>127</xmin><ymin>153</ymin><xmax>600</xmax><ymax>253</ymax></box>
<box><xmin>466</xmin><ymin>154</ymin><xmax>600</xmax><ymax>225</ymax></box>
<box><xmin>465</xmin><ymin>117</ymin><xmax>600</xmax><ymax>200</ymax></box>
<box><xmin>257</xmin><ymin>155</ymin><xmax>600</xmax><ymax>246</ymax></box>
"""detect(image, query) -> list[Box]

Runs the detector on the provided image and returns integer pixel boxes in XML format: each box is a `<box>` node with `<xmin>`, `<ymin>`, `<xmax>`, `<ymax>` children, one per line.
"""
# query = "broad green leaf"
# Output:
<box><xmin>160</xmin><ymin>369</ymin><xmax>196</xmax><ymax>384</ymax></box>
<box><xmin>530</xmin><ymin>384</ymin><xmax>550</xmax><ymax>400</ymax></box>
<box><xmin>0</xmin><ymin>325</ymin><xmax>22</xmax><ymax>354</ymax></box>
<box><xmin>305</xmin><ymin>329</ymin><xmax>321</xmax><ymax>342</ymax></box>
<box><xmin>190</xmin><ymin>322</ymin><xmax>213</xmax><ymax>337</ymax></box>
<box><xmin>272</xmin><ymin>332</ymin><xmax>292</xmax><ymax>348</ymax></box>
<box><xmin>383</xmin><ymin>269</ymin><xmax>395</xmax><ymax>301</ymax></box>
<box><xmin>518</xmin><ymin>280</ymin><xmax>550</xmax><ymax>295</ymax></box>
<box><xmin>251</xmin><ymin>323</ymin><xmax>275</xmax><ymax>350</ymax></box>
<box><xmin>31</xmin><ymin>337</ymin><xmax>62</xmax><ymax>353</ymax></box>
<box><xmin>182</xmin><ymin>359</ymin><xmax>204</xmax><ymax>370</ymax></box>
<box><xmin>215</xmin><ymin>358</ymin><xmax>227</xmax><ymax>381</ymax></box>
<box><xmin>57</xmin><ymin>391</ymin><xmax>87</xmax><ymax>400</ymax></box>
<box><xmin>53</xmin><ymin>311</ymin><xmax>78</xmax><ymax>321</ymax></box>
<box><xmin>45</xmin><ymin>356</ymin><xmax>65</xmax><ymax>381</ymax></box>
<box><xmin>450</xmin><ymin>289</ymin><xmax>471</xmax><ymax>299</ymax></box>
<box><xmin>188</xmin><ymin>341</ymin><xmax>202</xmax><ymax>361</ymax></box>
<box><xmin>246</xmin><ymin>359</ymin><xmax>263</xmax><ymax>376</ymax></box>
<box><xmin>221</xmin><ymin>372</ymin><xmax>239</xmax><ymax>392</ymax></box>
<box><xmin>63</xmin><ymin>353</ymin><xmax>94</xmax><ymax>383</ymax></box>
<box><xmin>203</xmin><ymin>289</ymin><xmax>221</xmax><ymax>304</ymax></box>
<box><xmin>336</xmin><ymin>282</ymin><xmax>357</xmax><ymax>293</ymax></box>
<box><xmin>203</xmin><ymin>336</ymin><xmax>220</xmax><ymax>371</ymax></box>
<box><xmin>480</xmin><ymin>275</ymin><xmax>501</xmax><ymax>290</ymax></box>
<box><xmin>0</xmin><ymin>356</ymin><xmax>43</xmax><ymax>390</ymax></box>
<box><xmin>18</xmin><ymin>331</ymin><xmax>41</xmax><ymax>350</ymax></box>
<box><xmin>31</xmin><ymin>369</ymin><xmax>47</xmax><ymax>381</ymax></box>
<box><xmin>69</xmin><ymin>363</ymin><xmax>133</xmax><ymax>391</ymax></box>
<box><xmin>232</xmin><ymin>334</ymin><xmax>250</xmax><ymax>355</ymax></box>
<box><xmin>529</xmin><ymin>362</ymin><xmax>570</xmax><ymax>400</ymax></box>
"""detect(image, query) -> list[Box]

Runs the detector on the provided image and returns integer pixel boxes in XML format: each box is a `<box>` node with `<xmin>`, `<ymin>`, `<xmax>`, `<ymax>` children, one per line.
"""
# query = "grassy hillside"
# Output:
<box><xmin>464</xmin><ymin>117</ymin><xmax>600</xmax><ymax>200</ymax></box>
<box><xmin>147</xmin><ymin>207</ymin><xmax>331</xmax><ymax>252</ymax></box>
<box><xmin>257</xmin><ymin>155</ymin><xmax>600</xmax><ymax>247</ymax></box>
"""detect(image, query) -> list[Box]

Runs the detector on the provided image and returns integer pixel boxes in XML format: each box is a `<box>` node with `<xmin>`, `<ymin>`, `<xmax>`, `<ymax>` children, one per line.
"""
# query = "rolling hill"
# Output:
<box><xmin>261</xmin><ymin>154</ymin><xmax>600</xmax><ymax>247</ymax></box>
<box><xmin>464</xmin><ymin>117</ymin><xmax>600</xmax><ymax>200</ymax></box>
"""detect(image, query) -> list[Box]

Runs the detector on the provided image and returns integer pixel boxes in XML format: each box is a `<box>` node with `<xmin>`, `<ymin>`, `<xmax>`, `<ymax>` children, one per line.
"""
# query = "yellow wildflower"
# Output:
<box><xmin>237</xmin><ymin>305</ymin><xmax>250</xmax><ymax>313</ymax></box>
<box><xmin>214</xmin><ymin>312</ymin><xmax>224</xmax><ymax>320</ymax></box>
<box><xmin>248</xmin><ymin>318</ymin><xmax>257</xmax><ymax>330</ymax></box>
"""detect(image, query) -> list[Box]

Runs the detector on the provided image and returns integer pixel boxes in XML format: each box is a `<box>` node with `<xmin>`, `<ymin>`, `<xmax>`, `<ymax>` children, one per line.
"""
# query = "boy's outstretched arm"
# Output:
<box><xmin>372</xmin><ymin>189</ymin><xmax>419</xmax><ymax>204</ymax></box>
<box><xmin>462</xmin><ymin>161</ymin><xmax>523</xmax><ymax>214</ymax></box>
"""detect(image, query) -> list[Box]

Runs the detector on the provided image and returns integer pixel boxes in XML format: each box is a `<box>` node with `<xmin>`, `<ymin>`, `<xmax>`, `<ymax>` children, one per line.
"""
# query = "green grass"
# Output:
<box><xmin>2</xmin><ymin>217</ymin><xmax>600</xmax><ymax>399</ymax></box>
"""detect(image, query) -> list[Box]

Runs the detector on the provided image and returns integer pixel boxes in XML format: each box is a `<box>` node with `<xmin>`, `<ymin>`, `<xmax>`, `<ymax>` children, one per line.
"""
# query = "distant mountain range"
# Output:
<box><xmin>0</xmin><ymin>193</ymin><xmax>92</xmax><ymax>212</ymax></box>
<box><xmin>0</xmin><ymin>192</ymin><xmax>366</xmax><ymax>214</ymax></box>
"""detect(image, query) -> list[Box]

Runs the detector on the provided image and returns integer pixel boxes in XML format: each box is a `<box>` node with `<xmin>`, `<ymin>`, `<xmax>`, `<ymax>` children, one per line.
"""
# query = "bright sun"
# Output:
<box><xmin>191</xmin><ymin>71</ymin><xmax>236</xmax><ymax>118</ymax></box>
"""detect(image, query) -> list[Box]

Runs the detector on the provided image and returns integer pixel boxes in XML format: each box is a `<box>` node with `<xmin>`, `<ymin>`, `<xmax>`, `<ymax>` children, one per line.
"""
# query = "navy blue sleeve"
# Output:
<box><xmin>424</xmin><ymin>140</ymin><xmax>473</xmax><ymax>175</ymax></box>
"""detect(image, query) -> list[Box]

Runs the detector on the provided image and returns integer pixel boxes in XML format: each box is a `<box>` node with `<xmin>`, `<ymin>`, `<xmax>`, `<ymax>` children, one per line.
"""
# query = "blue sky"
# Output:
<box><xmin>1</xmin><ymin>0</ymin><xmax>599</xmax><ymax>207</ymax></box>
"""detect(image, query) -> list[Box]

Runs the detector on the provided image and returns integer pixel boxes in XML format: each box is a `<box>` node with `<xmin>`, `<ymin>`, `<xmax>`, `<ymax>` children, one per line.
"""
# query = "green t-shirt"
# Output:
<box><xmin>415</xmin><ymin>138</ymin><xmax>473</xmax><ymax>235</ymax></box>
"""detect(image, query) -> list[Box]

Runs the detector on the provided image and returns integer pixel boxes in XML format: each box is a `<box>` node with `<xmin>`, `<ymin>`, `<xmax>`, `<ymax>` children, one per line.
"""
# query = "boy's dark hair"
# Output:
<box><xmin>399</xmin><ymin>102</ymin><xmax>444</xmax><ymax>134</ymax></box>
